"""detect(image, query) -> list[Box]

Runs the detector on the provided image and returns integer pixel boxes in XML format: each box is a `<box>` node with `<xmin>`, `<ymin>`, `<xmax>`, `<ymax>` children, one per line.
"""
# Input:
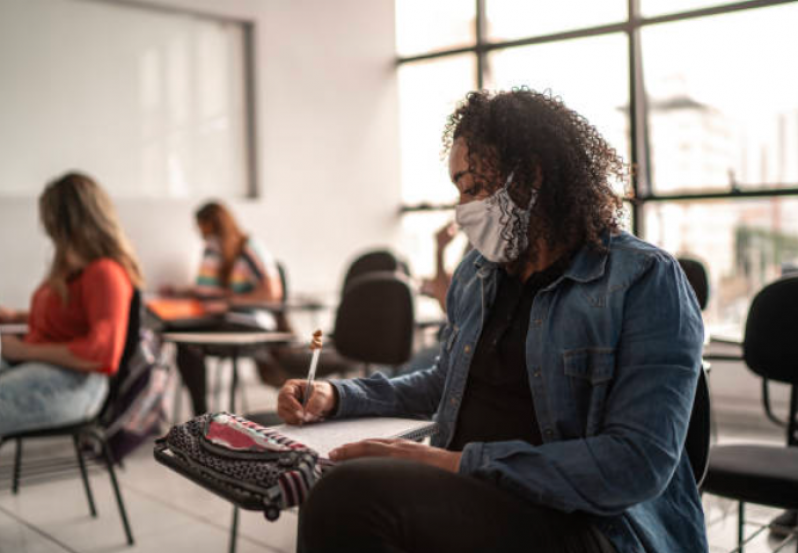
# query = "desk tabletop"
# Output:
<box><xmin>160</xmin><ymin>331</ymin><xmax>297</xmax><ymax>346</ymax></box>
<box><xmin>0</xmin><ymin>324</ymin><xmax>28</xmax><ymax>335</ymax></box>
<box><xmin>233</xmin><ymin>299</ymin><xmax>330</xmax><ymax>313</ymax></box>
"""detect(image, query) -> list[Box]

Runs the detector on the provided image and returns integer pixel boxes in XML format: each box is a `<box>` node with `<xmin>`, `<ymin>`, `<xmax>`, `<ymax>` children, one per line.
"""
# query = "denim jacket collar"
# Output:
<box><xmin>471</xmin><ymin>232</ymin><xmax>614</xmax><ymax>286</ymax></box>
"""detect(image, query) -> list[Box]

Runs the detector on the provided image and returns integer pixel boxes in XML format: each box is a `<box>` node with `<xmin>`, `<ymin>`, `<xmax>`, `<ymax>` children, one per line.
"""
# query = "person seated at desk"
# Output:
<box><xmin>165</xmin><ymin>201</ymin><xmax>286</xmax><ymax>415</ymax></box>
<box><xmin>419</xmin><ymin>221</ymin><xmax>460</xmax><ymax>312</ymax></box>
<box><xmin>0</xmin><ymin>172</ymin><xmax>142</xmax><ymax>437</ymax></box>
<box><xmin>278</xmin><ymin>89</ymin><xmax>707</xmax><ymax>553</ymax></box>
<box><xmin>397</xmin><ymin>221</ymin><xmax>466</xmax><ymax>377</ymax></box>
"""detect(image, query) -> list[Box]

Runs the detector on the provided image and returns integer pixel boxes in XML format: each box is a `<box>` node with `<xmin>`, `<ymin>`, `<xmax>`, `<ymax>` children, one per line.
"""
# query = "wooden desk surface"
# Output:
<box><xmin>160</xmin><ymin>331</ymin><xmax>297</xmax><ymax>346</ymax></box>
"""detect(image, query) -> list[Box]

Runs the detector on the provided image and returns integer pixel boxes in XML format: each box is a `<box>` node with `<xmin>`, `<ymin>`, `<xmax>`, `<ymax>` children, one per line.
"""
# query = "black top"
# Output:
<box><xmin>448</xmin><ymin>256</ymin><xmax>570</xmax><ymax>452</ymax></box>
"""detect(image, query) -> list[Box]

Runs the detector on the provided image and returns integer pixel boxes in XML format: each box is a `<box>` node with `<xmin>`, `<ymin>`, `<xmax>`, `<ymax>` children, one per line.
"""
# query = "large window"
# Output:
<box><xmin>643</xmin><ymin>3</ymin><xmax>798</xmax><ymax>194</ymax></box>
<box><xmin>396</xmin><ymin>0</ymin><xmax>798</xmax><ymax>339</ymax></box>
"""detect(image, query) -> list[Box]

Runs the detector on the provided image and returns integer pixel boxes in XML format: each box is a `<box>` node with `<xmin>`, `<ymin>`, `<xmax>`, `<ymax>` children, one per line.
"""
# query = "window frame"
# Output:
<box><xmin>396</xmin><ymin>0</ymin><xmax>798</xmax><ymax>236</ymax></box>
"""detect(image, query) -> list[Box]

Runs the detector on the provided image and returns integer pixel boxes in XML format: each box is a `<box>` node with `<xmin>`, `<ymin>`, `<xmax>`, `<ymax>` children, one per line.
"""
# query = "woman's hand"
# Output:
<box><xmin>158</xmin><ymin>284</ymin><xmax>177</xmax><ymax>297</ymax></box>
<box><xmin>1</xmin><ymin>335</ymin><xmax>28</xmax><ymax>360</ymax></box>
<box><xmin>330</xmin><ymin>439</ymin><xmax>462</xmax><ymax>473</ymax></box>
<box><xmin>435</xmin><ymin>221</ymin><xmax>458</xmax><ymax>253</ymax></box>
<box><xmin>0</xmin><ymin>306</ymin><xmax>23</xmax><ymax>324</ymax></box>
<box><xmin>277</xmin><ymin>379</ymin><xmax>337</xmax><ymax>425</ymax></box>
<box><xmin>202</xmin><ymin>299</ymin><xmax>230</xmax><ymax>315</ymax></box>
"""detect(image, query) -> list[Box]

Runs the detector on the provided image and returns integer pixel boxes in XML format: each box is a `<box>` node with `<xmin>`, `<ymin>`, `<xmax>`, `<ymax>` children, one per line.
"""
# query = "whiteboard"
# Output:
<box><xmin>0</xmin><ymin>0</ymin><xmax>251</xmax><ymax>198</ymax></box>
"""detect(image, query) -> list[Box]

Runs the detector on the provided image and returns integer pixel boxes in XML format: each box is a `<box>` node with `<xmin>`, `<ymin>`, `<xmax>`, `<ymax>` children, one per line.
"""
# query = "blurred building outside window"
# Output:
<box><xmin>395</xmin><ymin>0</ymin><xmax>798</xmax><ymax>341</ymax></box>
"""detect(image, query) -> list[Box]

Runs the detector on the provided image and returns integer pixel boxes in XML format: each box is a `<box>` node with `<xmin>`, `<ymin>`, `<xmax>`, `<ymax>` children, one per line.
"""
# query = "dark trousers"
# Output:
<box><xmin>298</xmin><ymin>458</ymin><xmax>616</xmax><ymax>553</ymax></box>
<box><xmin>176</xmin><ymin>345</ymin><xmax>208</xmax><ymax>415</ymax></box>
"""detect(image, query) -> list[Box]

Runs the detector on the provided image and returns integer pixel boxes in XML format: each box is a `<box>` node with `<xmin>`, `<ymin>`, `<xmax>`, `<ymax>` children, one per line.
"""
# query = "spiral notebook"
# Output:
<box><xmin>270</xmin><ymin>418</ymin><xmax>438</xmax><ymax>460</ymax></box>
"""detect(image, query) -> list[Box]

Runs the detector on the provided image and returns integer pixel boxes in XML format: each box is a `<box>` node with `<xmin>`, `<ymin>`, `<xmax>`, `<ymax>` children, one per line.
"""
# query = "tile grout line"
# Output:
<box><xmin>120</xmin><ymin>480</ymin><xmax>291</xmax><ymax>553</ymax></box>
<box><xmin>0</xmin><ymin>504</ymin><xmax>79</xmax><ymax>553</ymax></box>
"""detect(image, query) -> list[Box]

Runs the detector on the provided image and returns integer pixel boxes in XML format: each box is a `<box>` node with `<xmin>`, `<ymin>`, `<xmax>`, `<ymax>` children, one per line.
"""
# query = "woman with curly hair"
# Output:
<box><xmin>279</xmin><ymin>89</ymin><xmax>706</xmax><ymax>552</ymax></box>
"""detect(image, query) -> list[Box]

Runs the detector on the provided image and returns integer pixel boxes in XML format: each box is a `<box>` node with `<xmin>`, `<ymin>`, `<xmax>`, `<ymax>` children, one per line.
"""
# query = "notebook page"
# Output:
<box><xmin>271</xmin><ymin>418</ymin><xmax>436</xmax><ymax>459</ymax></box>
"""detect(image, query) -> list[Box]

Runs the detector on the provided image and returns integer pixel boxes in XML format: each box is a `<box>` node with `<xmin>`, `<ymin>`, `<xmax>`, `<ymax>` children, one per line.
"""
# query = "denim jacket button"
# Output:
<box><xmin>450</xmin><ymin>397</ymin><xmax>458</xmax><ymax>406</ymax></box>
<box><xmin>544</xmin><ymin>428</ymin><xmax>553</xmax><ymax>436</ymax></box>
<box><xmin>533</xmin><ymin>319</ymin><xmax>543</xmax><ymax>326</ymax></box>
<box><xmin>533</xmin><ymin>369</ymin><xmax>541</xmax><ymax>378</ymax></box>
<box><xmin>464</xmin><ymin>345</ymin><xmax>471</xmax><ymax>354</ymax></box>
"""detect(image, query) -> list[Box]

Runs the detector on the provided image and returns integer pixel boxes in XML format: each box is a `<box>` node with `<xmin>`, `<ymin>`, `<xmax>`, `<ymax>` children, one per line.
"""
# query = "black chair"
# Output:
<box><xmin>686</xmin><ymin>367</ymin><xmax>712</xmax><ymax>488</ymax></box>
<box><xmin>229</xmin><ymin>271</ymin><xmax>416</xmax><ymax>553</ymax></box>
<box><xmin>702</xmin><ymin>276</ymin><xmax>798</xmax><ymax>552</ymax></box>
<box><xmin>677</xmin><ymin>257</ymin><xmax>709</xmax><ymax>311</ymax></box>
<box><xmin>341</xmin><ymin>249</ymin><xmax>410</xmax><ymax>293</ymax></box>
<box><xmin>276</xmin><ymin>261</ymin><xmax>289</xmax><ymax>302</ymax></box>
<box><xmin>0</xmin><ymin>290</ymin><xmax>142</xmax><ymax>545</ymax></box>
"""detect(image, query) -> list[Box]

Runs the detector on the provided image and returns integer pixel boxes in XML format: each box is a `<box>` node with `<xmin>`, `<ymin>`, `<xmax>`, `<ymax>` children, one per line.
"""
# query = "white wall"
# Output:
<box><xmin>0</xmin><ymin>0</ymin><xmax>250</xmax><ymax>199</ymax></box>
<box><xmin>0</xmin><ymin>0</ymin><xmax>401</xmax><ymax>309</ymax></box>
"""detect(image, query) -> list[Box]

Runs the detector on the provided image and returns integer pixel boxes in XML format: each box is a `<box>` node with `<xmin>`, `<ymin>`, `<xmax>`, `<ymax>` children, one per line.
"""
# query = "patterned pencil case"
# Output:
<box><xmin>154</xmin><ymin>413</ymin><xmax>323</xmax><ymax>520</ymax></box>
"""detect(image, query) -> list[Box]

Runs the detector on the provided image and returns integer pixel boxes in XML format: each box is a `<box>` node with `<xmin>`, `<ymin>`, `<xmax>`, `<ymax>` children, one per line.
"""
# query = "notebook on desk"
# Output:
<box><xmin>145</xmin><ymin>298</ymin><xmax>221</xmax><ymax>331</ymax></box>
<box><xmin>146</xmin><ymin>298</ymin><xmax>277</xmax><ymax>332</ymax></box>
<box><xmin>271</xmin><ymin>418</ymin><xmax>439</xmax><ymax>460</ymax></box>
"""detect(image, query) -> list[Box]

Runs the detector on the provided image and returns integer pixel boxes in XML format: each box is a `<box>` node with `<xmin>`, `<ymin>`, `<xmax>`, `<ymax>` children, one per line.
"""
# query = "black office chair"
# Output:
<box><xmin>677</xmin><ymin>257</ymin><xmax>709</xmax><ymax>311</ymax></box>
<box><xmin>702</xmin><ymin>276</ymin><xmax>798</xmax><ymax>552</ymax></box>
<box><xmin>341</xmin><ymin>249</ymin><xmax>410</xmax><ymax>293</ymax></box>
<box><xmin>686</xmin><ymin>367</ymin><xmax>712</xmax><ymax>488</ymax></box>
<box><xmin>229</xmin><ymin>272</ymin><xmax>416</xmax><ymax>553</ymax></box>
<box><xmin>0</xmin><ymin>290</ymin><xmax>142</xmax><ymax>546</ymax></box>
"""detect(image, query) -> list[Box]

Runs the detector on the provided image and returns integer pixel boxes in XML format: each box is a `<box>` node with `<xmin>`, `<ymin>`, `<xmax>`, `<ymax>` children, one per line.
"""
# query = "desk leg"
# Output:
<box><xmin>230</xmin><ymin>351</ymin><xmax>239</xmax><ymax>413</ymax></box>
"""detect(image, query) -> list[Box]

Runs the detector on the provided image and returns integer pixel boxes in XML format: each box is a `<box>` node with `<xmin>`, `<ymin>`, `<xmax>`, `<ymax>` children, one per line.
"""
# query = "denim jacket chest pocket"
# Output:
<box><xmin>562</xmin><ymin>348</ymin><xmax>616</xmax><ymax>437</ymax></box>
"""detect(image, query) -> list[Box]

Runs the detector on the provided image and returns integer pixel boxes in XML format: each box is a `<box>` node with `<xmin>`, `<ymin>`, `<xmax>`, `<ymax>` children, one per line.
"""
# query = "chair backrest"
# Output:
<box><xmin>276</xmin><ymin>261</ymin><xmax>289</xmax><ymax>304</ymax></box>
<box><xmin>743</xmin><ymin>276</ymin><xmax>798</xmax><ymax>385</ymax></box>
<box><xmin>341</xmin><ymin>249</ymin><xmax>409</xmax><ymax>294</ymax></box>
<box><xmin>684</xmin><ymin>367</ymin><xmax>711</xmax><ymax>487</ymax></box>
<box><xmin>333</xmin><ymin>272</ymin><xmax>414</xmax><ymax>366</ymax></box>
<box><xmin>100</xmin><ymin>289</ymin><xmax>143</xmax><ymax>421</ymax></box>
<box><xmin>677</xmin><ymin>257</ymin><xmax>709</xmax><ymax>311</ymax></box>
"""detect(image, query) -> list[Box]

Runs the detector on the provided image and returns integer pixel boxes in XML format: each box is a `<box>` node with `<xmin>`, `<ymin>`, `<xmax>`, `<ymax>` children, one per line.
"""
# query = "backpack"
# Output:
<box><xmin>155</xmin><ymin>412</ymin><xmax>329</xmax><ymax>521</ymax></box>
<box><xmin>101</xmin><ymin>326</ymin><xmax>171</xmax><ymax>463</ymax></box>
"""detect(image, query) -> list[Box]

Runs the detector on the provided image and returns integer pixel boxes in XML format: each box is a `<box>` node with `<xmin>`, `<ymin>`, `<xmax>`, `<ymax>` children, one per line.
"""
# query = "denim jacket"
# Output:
<box><xmin>331</xmin><ymin>232</ymin><xmax>707</xmax><ymax>553</ymax></box>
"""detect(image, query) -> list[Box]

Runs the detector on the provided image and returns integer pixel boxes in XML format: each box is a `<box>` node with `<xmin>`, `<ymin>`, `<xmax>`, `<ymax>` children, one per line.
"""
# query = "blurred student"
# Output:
<box><xmin>0</xmin><ymin>172</ymin><xmax>143</xmax><ymax>437</ymax></box>
<box><xmin>167</xmin><ymin>202</ymin><xmax>286</xmax><ymax>415</ymax></box>
<box><xmin>397</xmin><ymin>222</ymin><xmax>465</xmax><ymax>376</ymax></box>
<box><xmin>419</xmin><ymin>221</ymin><xmax>461</xmax><ymax>312</ymax></box>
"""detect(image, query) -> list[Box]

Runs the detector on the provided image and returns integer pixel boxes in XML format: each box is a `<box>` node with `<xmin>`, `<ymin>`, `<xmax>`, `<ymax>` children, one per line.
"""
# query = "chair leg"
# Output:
<box><xmin>239</xmin><ymin>364</ymin><xmax>249</xmax><ymax>414</ymax></box>
<box><xmin>213</xmin><ymin>358</ymin><xmax>224</xmax><ymax>412</ymax></box>
<box><xmin>96</xmin><ymin>434</ymin><xmax>134</xmax><ymax>546</ymax></box>
<box><xmin>173</xmin><ymin>369</ymin><xmax>184</xmax><ymax>424</ymax></box>
<box><xmin>229</xmin><ymin>506</ymin><xmax>239</xmax><ymax>553</ymax></box>
<box><xmin>73</xmin><ymin>434</ymin><xmax>98</xmax><ymax>517</ymax></box>
<box><xmin>12</xmin><ymin>438</ymin><xmax>22</xmax><ymax>495</ymax></box>
<box><xmin>738</xmin><ymin>501</ymin><xmax>745</xmax><ymax>553</ymax></box>
<box><xmin>230</xmin><ymin>354</ymin><xmax>239</xmax><ymax>413</ymax></box>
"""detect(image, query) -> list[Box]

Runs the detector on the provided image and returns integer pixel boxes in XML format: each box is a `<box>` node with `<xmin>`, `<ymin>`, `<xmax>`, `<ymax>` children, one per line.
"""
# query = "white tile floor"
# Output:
<box><xmin>0</xmin><ymin>363</ymin><xmax>795</xmax><ymax>553</ymax></box>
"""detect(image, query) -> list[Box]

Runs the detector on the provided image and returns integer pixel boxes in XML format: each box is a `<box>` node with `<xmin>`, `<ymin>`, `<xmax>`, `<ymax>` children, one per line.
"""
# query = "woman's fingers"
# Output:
<box><xmin>304</xmin><ymin>382</ymin><xmax>332</xmax><ymax>419</ymax></box>
<box><xmin>277</xmin><ymin>380</ymin><xmax>306</xmax><ymax>425</ymax></box>
<box><xmin>277</xmin><ymin>380</ymin><xmax>336</xmax><ymax>425</ymax></box>
<box><xmin>330</xmin><ymin>440</ymin><xmax>395</xmax><ymax>461</ymax></box>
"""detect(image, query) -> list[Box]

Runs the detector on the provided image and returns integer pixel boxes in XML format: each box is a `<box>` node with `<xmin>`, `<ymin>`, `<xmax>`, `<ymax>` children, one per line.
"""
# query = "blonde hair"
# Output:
<box><xmin>39</xmin><ymin>172</ymin><xmax>144</xmax><ymax>299</ymax></box>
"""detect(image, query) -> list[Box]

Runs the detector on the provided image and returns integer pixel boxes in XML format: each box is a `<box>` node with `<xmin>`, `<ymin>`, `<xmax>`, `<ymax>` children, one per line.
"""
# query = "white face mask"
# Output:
<box><xmin>454</xmin><ymin>173</ymin><xmax>537</xmax><ymax>263</ymax></box>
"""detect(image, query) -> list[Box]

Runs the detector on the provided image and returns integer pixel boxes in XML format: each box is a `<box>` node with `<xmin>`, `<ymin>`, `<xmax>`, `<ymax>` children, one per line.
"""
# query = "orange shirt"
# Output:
<box><xmin>25</xmin><ymin>258</ymin><xmax>133</xmax><ymax>375</ymax></box>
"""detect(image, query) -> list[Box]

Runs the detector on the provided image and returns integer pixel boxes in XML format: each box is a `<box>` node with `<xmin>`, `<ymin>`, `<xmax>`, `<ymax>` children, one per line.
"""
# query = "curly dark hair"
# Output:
<box><xmin>443</xmin><ymin>87</ymin><xmax>627</xmax><ymax>271</ymax></box>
